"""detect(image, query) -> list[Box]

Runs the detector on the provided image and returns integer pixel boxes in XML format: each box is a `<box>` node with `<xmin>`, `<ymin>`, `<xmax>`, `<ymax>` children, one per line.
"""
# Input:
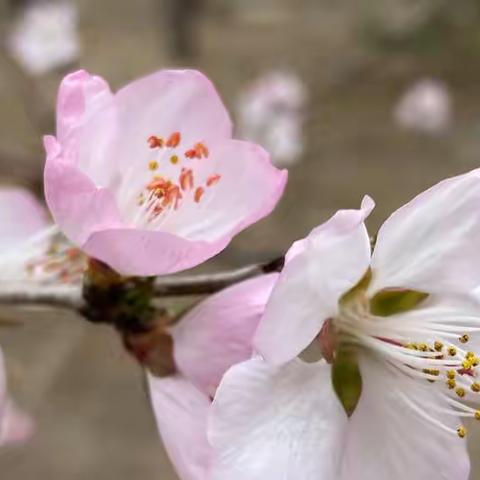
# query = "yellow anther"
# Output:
<box><xmin>466</xmin><ymin>352</ymin><xmax>475</xmax><ymax>360</ymax></box>
<box><xmin>459</xmin><ymin>334</ymin><xmax>470</xmax><ymax>344</ymax></box>
<box><xmin>456</xmin><ymin>387</ymin><xmax>466</xmax><ymax>398</ymax></box>
<box><xmin>448</xmin><ymin>346</ymin><xmax>457</xmax><ymax>357</ymax></box>
<box><xmin>418</xmin><ymin>343</ymin><xmax>428</xmax><ymax>352</ymax></box>
<box><xmin>473</xmin><ymin>358</ymin><xmax>480</xmax><ymax>367</ymax></box>
<box><xmin>170</xmin><ymin>155</ymin><xmax>179</xmax><ymax>165</ymax></box>
<box><xmin>457</xmin><ymin>426</ymin><xmax>467</xmax><ymax>438</ymax></box>
<box><xmin>471</xmin><ymin>383</ymin><xmax>480</xmax><ymax>393</ymax></box>
<box><xmin>475</xmin><ymin>411</ymin><xmax>480</xmax><ymax>421</ymax></box>
<box><xmin>447</xmin><ymin>370</ymin><xmax>456</xmax><ymax>380</ymax></box>
<box><xmin>406</xmin><ymin>343</ymin><xmax>418</xmax><ymax>350</ymax></box>
<box><xmin>434</xmin><ymin>341</ymin><xmax>444</xmax><ymax>352</ymax></box>
<box><xmin>462</xmin><ymin>359</ymin><xmax>473</xmax><ymax>369</ymax></box>
<box><xmin>447</xmin><ymin>379</ymin><xmax>456</xmax><ymax>389</ymax></box>
<box><xmin>148</xmin><ymin>160</ymin><xmax>159</xmax><ymax>171</ymax></box>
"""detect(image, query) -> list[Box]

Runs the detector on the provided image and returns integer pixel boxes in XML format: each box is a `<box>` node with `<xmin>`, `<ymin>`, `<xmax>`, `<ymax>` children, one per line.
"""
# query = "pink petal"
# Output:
<box><xmin>338</xmin><ymin>355</ymin><xmax>470</xmax><ymax>480</ymax></box>
<box><xmin>0</xmin><ymin>187</ymin><xmax>48</xmax><ymax>249</ymax></box>
<box><xmin>0</xmin><ymin>349</ymin><xmax>33</xmax><ymax>447</ymax></box>
<box><xmin>0</xmin><ymin>402</ymin><xmax>34</xmax><ymax>447</ymax></box>
<box><xmin>163</xmin><ymin>140</ymin><xmax>287</xmax><ymax>242</ymax></box>
<box><xmin>209</xmin><ymin>357</ymin><xmax>347</xmax><ymax>480</ymax></box>
<box><xmin>172</xmin><ymin>274</ymin><xmax>279</xmax><ymax>395</ymax></box>
<box><xmin>147</xmin><ymin>374</ymin><xmax>211</xmax><ymax>480</ymax></box>
<box><xmin>255</xmin><ymin>196</ymin><xmax>374</xmax><ymax>365</ymax></box>
<box><xmin>44</xmin><ymin>135</ymin><xmax>123</xmax><ymax>246</ymax></box>
<box><xmin>370</xmin><ymin>168</ymin><xmax>480</xmax><ymax>294</ymax></box>
<box><xmin>111</xmin><ymin>69</ymin><xmax>232</xmax><ymax>168</ymax></box>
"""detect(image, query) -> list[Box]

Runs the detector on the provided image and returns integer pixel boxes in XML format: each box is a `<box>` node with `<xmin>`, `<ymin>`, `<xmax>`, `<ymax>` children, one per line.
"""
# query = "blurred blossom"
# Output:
<box><xmin>0</xmin><ymin>187</ymin><xmax>84</xmax><ymax>286</ymax></box>
<box><xmin>44</xmin><ymin>69</ymin><xmax>287</xmax><ymax>276</ymax></box>
<box><xmin>210</xmin><ymin>168</ymin><xmax>480</xmax><ymax>479</ymax></box>
<box><xmin>0</xmin><ymin>349</ymin><xmax>34</xmax><ymax>447</ymax></box>
<box><xmin>237</xmin><ymin>70</ymin><xmax>306</xmax><ymax>168</ymax></box>
<box><xmin>6</xmin><ymin>0</ymin><xmax>80</xmax><ymax>76</ymax></box>
<box><xmin>394</xmin><ymin>79</ymin><xmax>452</xmax><ymax>134</ymax></box>
<box><xmin>147</xmin><ymin>274</ymin><xmax>278</xmax><ymax>480</ymax></box>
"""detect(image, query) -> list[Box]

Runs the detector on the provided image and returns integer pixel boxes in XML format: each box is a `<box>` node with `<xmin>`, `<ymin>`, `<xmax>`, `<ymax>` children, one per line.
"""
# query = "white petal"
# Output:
<box><xmin>209</xmin><ymin>357</ymin><xmax>347</xmax><ymax>480</ymax></box>
<box><xmin>370</xmin><ymin>168</ymin><xmax>480</xmax><ymax>294</ymax></box>
<box><xmin>147</xmin><ymin>374</ymin><xmax>211</xmax><ymax>480</ymax></box>
<box><xmin>338</xmin><ymin>355</ymin><xmax>470</xmax><ymax>480</ymax></box>
<box><xmin>255</xmin><ymin>196</ymin><xmax>374</xmax><ymax>364</ymax></box>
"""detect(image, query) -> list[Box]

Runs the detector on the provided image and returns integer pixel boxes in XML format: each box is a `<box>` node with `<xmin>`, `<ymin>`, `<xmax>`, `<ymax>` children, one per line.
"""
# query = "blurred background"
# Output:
<box><xmin>1</xmin><ymin>0</ymin><xmax>480</xmax><ymax>478</ymax></box>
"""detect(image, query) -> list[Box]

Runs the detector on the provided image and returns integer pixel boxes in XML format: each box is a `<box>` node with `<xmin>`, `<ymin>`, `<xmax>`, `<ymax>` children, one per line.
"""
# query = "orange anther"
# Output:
<box><xmin>146</xmin><ymin>177</ymin><xmax>168</xmax><ymax>191</ymax></box>
<box><xmin>179</xmin><ymin>168</ymin><xmax>194</xmax><ymax>191</ymax></box>
<box><xmin>148</xmin><ymin>135</ymin><xmax>163</xmax><ymax>149</ymax></box>
<box><xmin>194</xmin><ymin>187</ymin><xmax>204</xmax><ymax>203</ymax></box>
<box><xmin>185</xmin><ymin>149</ymin><xmax>197</xmax><ymax>159</ymax></box>
<box><xmin>166</xmin><ymin>132</ymin><xmax>181</xmax><ymax>148</ymax></box>
<box><xmin>195</xmin><ymin>142</ymin><xmax>209</xmax><ymax>158</ymax></box>
<box><xmin>163</xmin><ymin>184</ymin><xmax>182</xmax><ymax>209</ymax></box>
<box><xmin>206</xmin><ymin>174</ymin><xmax>221</xmax><ymax>187</ymax></box>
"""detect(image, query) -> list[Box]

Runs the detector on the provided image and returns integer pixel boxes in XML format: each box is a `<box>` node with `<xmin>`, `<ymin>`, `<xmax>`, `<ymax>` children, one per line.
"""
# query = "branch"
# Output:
<box><xmin>153</xmin><ymin>256</ymin><xmax>284</xmax><ymax>296</ymax></box>
<box><xmin>0</xmin><ymin>284</ymin><xmax>83</xmax><ymax>310</ymax></box>
<box><xmin>0</xmin><ymin>257</ymin><xmax>285</xmax><ymax>311</ymax></box>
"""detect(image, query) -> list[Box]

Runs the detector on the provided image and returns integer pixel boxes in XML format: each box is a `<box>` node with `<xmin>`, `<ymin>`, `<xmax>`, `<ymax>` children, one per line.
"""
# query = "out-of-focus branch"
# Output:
<box><xmin>153</xmin><ymin>256</ymin><xmax>285</xmax><ymax>296</ymax></box>
<box><xmin>0</xmin><ymin>285</ymin><xmax>83</xmax><ymax>310</ymax></box>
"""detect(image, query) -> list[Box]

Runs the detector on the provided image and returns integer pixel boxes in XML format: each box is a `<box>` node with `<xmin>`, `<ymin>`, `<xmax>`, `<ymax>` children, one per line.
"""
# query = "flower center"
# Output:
<box><xmin>332</xmin><ymin>288</ymin><xmax>480</xmax><ymax>439</ymax></box>
<box><xmin>129</xmin><ymin>131</ymin><xmax>222</xmax><ymax>230</ymax></box>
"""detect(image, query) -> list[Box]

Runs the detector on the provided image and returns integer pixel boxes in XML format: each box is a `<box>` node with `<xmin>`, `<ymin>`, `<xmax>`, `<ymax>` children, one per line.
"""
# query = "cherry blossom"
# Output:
<box><xmin>209</xmin><ymin>169</ymin><xmax>480</xmax><ymax>479</ymax></box>
<box><xmin>44</xmin><ymin>69</ymin><xmax>287</xmax><ymax>276</ymax></box>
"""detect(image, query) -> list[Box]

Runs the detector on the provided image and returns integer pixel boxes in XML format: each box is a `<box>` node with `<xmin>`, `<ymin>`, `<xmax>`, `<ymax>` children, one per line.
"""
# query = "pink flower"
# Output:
<box><xmin>44</xmin><ymin>69</ymin><xmax>287</xmax><ymax>276</ymax></box>
<box><xmin>147</xmin><ymin>274</ymin><xmax>278</xmax><ymax>480</ymax></box>
<box><xmin>209</xmin><ymin>170</ymin><xmax>480</xmax><ymax>479</ymax></box>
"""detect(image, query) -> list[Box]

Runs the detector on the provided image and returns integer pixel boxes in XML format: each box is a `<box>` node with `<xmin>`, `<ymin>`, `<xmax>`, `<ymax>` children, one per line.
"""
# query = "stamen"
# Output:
<box><xmin>457</xmin><ymin>426</ymin><xmax>467</xmax><ymax>438</ymax></box>
<box><xmin>194</xmin><ymin>187</ymin><xmax>204</xmax><ymax>203</ymax></box>
<box><xmin>459</xmin><ymin>334</ymin><xmax>470</xmax><ymax>344</ymax></box>
<box><xmin>149</xmin><ymin>160</ymin><xmax>159</xmax><ymax>171</ymax></box>
<box><xmin>166</xmin><ymin>132</ymin><xmax>181</xmax><ymax>148</ymax></box>
<box><xmin>206</xmin><ymin>174</ymin><xmax>221</xmax><ymax>187</ymax></box>
<box><xmin>148</xmin><ymin>135</ymin><xmax>163</xmax><ymax>148</ymax></box>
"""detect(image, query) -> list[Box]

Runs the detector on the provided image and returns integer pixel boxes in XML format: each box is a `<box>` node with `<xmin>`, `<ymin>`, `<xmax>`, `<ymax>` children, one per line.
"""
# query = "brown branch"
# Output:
<box><xmin>153</xmin><ymin>256</ymin><xmax>284</xmax><ymax>296</ymax></box>
<box><xmin>0</xmin><ymin>285</ymin><xmax>83</xmax><ymax>310</ymax></box>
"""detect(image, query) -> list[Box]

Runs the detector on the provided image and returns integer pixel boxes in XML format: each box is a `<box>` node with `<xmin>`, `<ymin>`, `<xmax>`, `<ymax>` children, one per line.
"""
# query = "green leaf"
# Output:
<box><xmin>370</xmin><ymin>289</ymin><xmax>429</xmax><ymax>317</ymax></box>
<box><xmin>331</xmin><ymin>347</ymin><xmax>362</xmax><ymax>417</ymax></box>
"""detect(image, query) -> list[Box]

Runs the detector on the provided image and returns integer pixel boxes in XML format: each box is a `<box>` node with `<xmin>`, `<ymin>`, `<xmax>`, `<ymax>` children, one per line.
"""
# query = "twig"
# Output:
<box><xmin>153</xmin><ymin>256</ymin><xmax>284</xmax><ymax>296</ymax></box>
<box><xmin>0</xmin><ymin>257</ymin><xmax>285</xmax><ymax>310</ymax></box>
<box><xmin>0</xmin><ymin>284</ymin><xmax>83</xmax><ymax>310</ymax></box>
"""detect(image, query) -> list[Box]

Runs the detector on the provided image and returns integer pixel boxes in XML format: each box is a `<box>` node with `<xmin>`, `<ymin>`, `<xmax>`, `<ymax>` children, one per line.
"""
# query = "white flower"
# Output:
<box><xmin>394</xmin><ymin>79</ymin><xmax>451</xmax><ymax>134</ymax></box>
<box><xmin>237</xmin><ymin>71</ymin><xmax>306</xmax><ymax>168</ymax></box>
<box><xmin>209</xmin><ymin>169</ymin><xmax>480</xmax><ymax>479</ymax></box>
<box><xmin>7</xmin><ymin>1</ymin><xmax>80</xmax><ymax>76</ymax></box>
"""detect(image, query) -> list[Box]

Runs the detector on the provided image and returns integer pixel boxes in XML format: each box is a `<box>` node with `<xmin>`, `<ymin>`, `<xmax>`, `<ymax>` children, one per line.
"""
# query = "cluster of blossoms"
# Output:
<box><xmin>2</xmin><ymin>66</ymin><xmax>480</xmax><ymax>480</ymax></box>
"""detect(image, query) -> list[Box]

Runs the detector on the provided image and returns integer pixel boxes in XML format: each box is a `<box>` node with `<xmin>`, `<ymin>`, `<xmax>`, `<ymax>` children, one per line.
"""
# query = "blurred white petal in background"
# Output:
<box><xmin>6</xmin><ymin>0</ymin><xmax>80</xmax><ymax>76</ymax></box>
<box><xmin>394</xmin><ymin>78</ymin><xmax>452</xmax><ymax>134</ymax></box>
<box><xmin>237</xmin><ymin>70</ymin><xmax>307</xmax><ymax>168</ymax></box>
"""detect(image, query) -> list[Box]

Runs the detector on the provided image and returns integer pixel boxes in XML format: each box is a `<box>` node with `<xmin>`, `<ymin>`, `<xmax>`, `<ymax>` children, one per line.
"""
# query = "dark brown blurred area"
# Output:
<box><xmin>2</xmin><ymin>0</ymin><xmax>480</xmax><ymax>478</ymax></box>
